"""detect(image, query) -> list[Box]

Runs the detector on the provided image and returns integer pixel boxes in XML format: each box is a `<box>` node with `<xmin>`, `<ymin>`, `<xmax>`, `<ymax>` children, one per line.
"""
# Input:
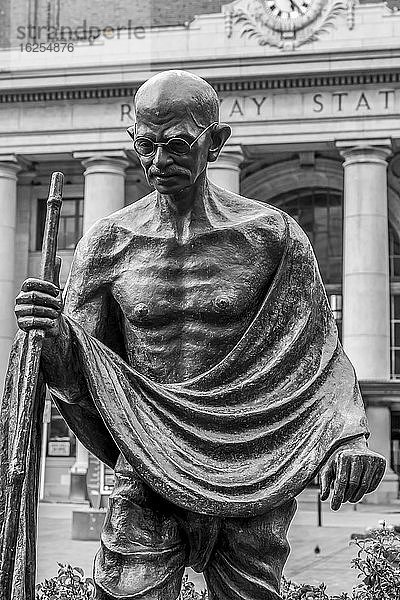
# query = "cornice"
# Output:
<box><xmin>359</xmin><ymin>380</ymin><xmax>400</xmax><ymax>408</ymax></box>
<box><xmin>2</xmin><ymin>70</ymin><xmax>400</xmax><ymax>104</ymax></box>
<box><xmin>360</xmin><ymin>380</ymin><xmax>400</xmax><ymax>395</ymax></box>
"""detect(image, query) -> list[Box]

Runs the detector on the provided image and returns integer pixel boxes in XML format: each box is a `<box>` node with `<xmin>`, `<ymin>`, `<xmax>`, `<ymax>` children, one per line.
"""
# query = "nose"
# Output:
<box><xmin>152</xmin><ymin>145</ymin><xmax>173</xmax><ymax>170</ymax></box>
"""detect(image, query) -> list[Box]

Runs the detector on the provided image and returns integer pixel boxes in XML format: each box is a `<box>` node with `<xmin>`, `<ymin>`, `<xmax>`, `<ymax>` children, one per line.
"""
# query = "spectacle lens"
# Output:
<box><xmin>167</xmin><ymin>139</ymin><xmax>191</xmax><ymax>155</ymax></box>
<box><xmin>133</xmin><ymin>137</ymin><xmax>192</xmax><ymax>157</ymax></box>
<box><xmin>134</xmin><ymin>138</ymin><xmax>155</xmax><ymax>156</ymax></box>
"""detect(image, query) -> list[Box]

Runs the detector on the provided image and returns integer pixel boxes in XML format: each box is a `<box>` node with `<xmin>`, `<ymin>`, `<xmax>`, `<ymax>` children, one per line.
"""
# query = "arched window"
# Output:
<box><xmin>269</xmin><ymin>187</ymin><xmax>343</xmax><ymax>338</ymax></box>
<box><xmin>270</xmin><ymin>187</ymin><xmax>343</xmax><ymax>286</ymax></box>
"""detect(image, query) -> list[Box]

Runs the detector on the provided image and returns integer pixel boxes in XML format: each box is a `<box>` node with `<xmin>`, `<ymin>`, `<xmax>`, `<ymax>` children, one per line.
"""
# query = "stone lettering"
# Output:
<box><xmin>332</xmin><ymin>92</ymin><xmax>348</xmax><ymax>112</ymax></box>
<box><xmin>251</xmin><ymin>96</ymin><xmax>267</xmax><ymax>116</ymax></box>
<box><xmin>229</xmin><ymin>99</ymin><xmax>244</xmax><ymax>117</ymax></box>
<box><xmin>123</xmin><ymin>88</ymin><xmax>400</xmax><ymax>123</ymax></box>
<box><xmin>313</xmin><ymin>93</ymin><xmax>324</xmax><ymax>113</ymax></box>
<box><xmin>121</xmin><ymin>103</ymin><xmax>133</xmax><ymax>122</ymax></box>
<box><xmin>356</xmin><ymin>93</ymin><xmax>371</xmax><ymax>111</ymax></box>
<box><xmin>378</xmin><ymin>90</ymin><xmax>395</xmax><ymax>110</ymax></box>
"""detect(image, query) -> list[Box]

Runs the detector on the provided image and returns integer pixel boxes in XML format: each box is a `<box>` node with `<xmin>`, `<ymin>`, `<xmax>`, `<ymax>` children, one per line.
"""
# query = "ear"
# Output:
<box><xmin>207</xmin><ymin>124</ymin><xmax>232</xmax><ymax>163</ymax></box>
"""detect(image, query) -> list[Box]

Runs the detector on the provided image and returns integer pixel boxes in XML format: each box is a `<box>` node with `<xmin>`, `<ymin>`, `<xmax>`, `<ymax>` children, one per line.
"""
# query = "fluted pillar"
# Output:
<box><xmin>337</xmin><ymin>140</ymin><xmax>392</xmax><ymax>380</ymax></box>
<box><xmin>69</xmin><ymin>152</ymin><xmax>129</xmax><ymax>501</ymax></box>
<box><xmin>207</xmin><ymin>145</ymin><xmax>244</xmax><ymax>193</ymax></box>
<box><xmin>0</xmin><ymin>156</ymin><xmax>20</xmax><ymax>392</ymax></box>
<box><xmin>337</xmin><ymin>139</ymin><xmax>397</xmax><ymax>502</ymax></box>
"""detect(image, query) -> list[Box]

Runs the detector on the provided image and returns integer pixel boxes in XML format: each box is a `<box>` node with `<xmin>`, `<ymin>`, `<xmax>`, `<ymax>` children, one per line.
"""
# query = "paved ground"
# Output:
<box><xmin>37</xmin><ymin>490</ymin><xmax>400</xmax><ymax>596</ymax></box>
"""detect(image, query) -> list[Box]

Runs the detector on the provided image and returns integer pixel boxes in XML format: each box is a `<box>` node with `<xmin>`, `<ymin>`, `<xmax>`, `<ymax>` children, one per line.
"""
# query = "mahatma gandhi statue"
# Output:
<box><xmin>15</xmin><ymin>70</ymin><xmax>385</xmax><ymax>600</ymax></box>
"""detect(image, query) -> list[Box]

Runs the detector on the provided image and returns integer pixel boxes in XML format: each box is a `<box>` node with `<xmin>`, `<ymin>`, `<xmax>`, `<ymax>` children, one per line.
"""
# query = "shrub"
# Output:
<box><xmin>35</xmin><ymin>529</ymin><xmax>400</xmax><ymax>600</ymax></box>
<box><xmin>36</xmin><ymin>564</ymin><xmax>95</xmax><ymax>599</ymax></box>
<box><xmin>280</xmin><ymin>528</ymin><xmax>400</xmax><ymax>600</ymax></box>
<box><xmin>350</xmin><ymin>527</ymin><xmax>400</xmax><ymax>599</ymax></box>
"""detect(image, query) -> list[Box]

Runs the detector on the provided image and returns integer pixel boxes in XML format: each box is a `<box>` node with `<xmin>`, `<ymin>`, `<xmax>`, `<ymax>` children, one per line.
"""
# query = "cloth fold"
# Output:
<box><xmin>53</xmin><ymin>213</ymin><xmax>368</xmax><ymax>517</ymax></box>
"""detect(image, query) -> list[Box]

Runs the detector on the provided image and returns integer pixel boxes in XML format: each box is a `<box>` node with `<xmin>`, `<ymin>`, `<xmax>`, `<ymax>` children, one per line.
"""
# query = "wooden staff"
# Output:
<box><xmin>0</xmin><ymin>172</ymin><xmax>64</xmax><ymax>599</ymax></box>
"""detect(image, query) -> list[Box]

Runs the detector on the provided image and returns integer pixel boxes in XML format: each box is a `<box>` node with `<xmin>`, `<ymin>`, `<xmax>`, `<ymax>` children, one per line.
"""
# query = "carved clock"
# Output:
<box><xmin>262</xmin><ymin>0</ymin><xmax>325</xmax><ymax>31</ymax></box>
<box><xmin>227</xmin><ymin>0</ymin><xmax>347</xmax><ymax>49</ymax></box>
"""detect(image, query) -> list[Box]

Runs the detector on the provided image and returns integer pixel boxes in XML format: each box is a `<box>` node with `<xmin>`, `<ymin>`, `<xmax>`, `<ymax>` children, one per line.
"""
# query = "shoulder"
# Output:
<box><xmin>75</xmin><ymin>192</ymin><xmax>157</xmax><ymax>262</ymax></box>
<box><xmin>209</xmin><ymin>182</ymin><xmax>286</xmax><ymax>246</ymax></box>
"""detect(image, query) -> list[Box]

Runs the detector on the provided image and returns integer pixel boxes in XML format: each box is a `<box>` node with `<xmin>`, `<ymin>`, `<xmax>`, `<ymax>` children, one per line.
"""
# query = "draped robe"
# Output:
<box><xmin>46</xmin><ymin>208</ymin><xmax>368</xmax><ymax>517</ymax></box>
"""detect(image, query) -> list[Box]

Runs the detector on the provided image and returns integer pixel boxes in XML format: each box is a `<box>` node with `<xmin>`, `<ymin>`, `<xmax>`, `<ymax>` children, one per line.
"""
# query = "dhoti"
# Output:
<box><xmin>94</xmin><ymin>455</ymin><xmax>296</xmax><ymax>600</ymax></box>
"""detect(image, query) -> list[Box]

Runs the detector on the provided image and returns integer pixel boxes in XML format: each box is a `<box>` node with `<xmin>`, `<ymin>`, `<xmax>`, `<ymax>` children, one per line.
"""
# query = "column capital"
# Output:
<box><xmin>336</xmin><ymin>139</ymin><xmax>392</xmax><ymax>166</ymax></box>
<box><xmin>73</xmin><ymin>150</ymin><xmax>130</xmax><ymax>176</ymax></box>
<box><xmin>0</xmin><ymin>155</ymin><xmax>23</xmax><ymax>180</ymax></box>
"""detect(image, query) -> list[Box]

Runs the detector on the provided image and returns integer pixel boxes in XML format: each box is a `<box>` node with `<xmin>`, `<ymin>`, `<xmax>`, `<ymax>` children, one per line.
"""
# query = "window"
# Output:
<box><xmin>47</xmin><ymin>401</ymin><xmax>76</xmax><ymax>457</ymax></box>
<box><xmin>37</xmin><ymin>197</ymin><xmax>83</xmax><ymax>250</ymax></box>
<box><xmin>390</xmin><ymin>295</ymin><xmax>400</xmax><ymax>379</ymax></box>
<box><xmin>391</xmin><ymin>413</ymin><xmax>400</xmax><ymax>474</ymax></box>
<box><xmin>329</xmin><ymin>293</ymin><xmax>342</xmax><ymax>340</ymax></box>
<box><xmin>390</xmin><ymin>224</ymin><xmax>400</xmax><ymax>280</ymax></box>
<box><xmin>270</xmin><ymin>187</ymin><xmax>343</xmax><ymax>337</ymax></box>
<box><xmin>390</xmin><ymin>225</ymin><xmax>400</xmax><ymax>378</ymax></box>
<box><xmin>272</xmin><ymin>187</ymin><xmax>343</xmax><ymax>286</ymax></box>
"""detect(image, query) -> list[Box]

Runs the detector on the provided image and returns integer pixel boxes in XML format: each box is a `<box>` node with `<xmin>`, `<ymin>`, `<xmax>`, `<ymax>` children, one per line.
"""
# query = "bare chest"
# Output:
<box><xmin>111</xmin><ymin>232</ymin><xmax>278</xmax><ymax>328</ymax></box>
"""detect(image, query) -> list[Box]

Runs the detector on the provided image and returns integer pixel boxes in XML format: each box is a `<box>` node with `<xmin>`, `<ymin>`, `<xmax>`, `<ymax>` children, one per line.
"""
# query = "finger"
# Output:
<box><xmin>350</xmin><ymin>462</ymin><xmax>379</xmax><ymax>503</ymax></box>
<box><xmin>351</xmin><ymin>458</ymin><xmax>386</xmax><ymax>503</ymax></box>
<box><xmin>366</xmin><ymin>462</ymin><xmax>386</xmax><ymax>494</ymax></box>
<box><xmin>347</xmin><ymin>464</ymin><xmax>365</xmax><ymax>503</ymax></box>
<box><xmin>18</xmin><ymin>317</ymin><xmax>57</xmax><ymax>331</ymax></box>
<box><xmin>349</xmin><ymin>477</ymin><xmax>371</xmax><ymax>504</ymax></box>
<box><xmin>21</xmin><ymin>278</ymin><xmax>59</xmax><ymax>297</ymax></box>
<box><xmin>16</xmin><ymin>291</ymin><xmax>61</xmax><ymax>309</ymax></box>
<box><xmin>320</xmin><ymin>462</ymin><xmax>335</xmax><ymax>500</ymax></box>
<box><xmin>331</xmin><ymin>455</ymin><xmax>350</xmax><ymax>511</ymax></box>
<box><xmin>343</xmin><ymin>458</ymin><xmax>364</xmax><ymax>503</ymax></box>
<box><xmin>15</xmin><ymin>305</ymin><xmax>60</xmax><ymax>320</ymax></box>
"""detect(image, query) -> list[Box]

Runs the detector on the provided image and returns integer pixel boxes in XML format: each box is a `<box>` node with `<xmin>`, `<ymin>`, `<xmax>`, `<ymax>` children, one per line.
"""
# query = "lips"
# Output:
<box><xmin>150</xmin><ymin>170</ymin><xmax>182</xmax><ymax>179</ymax></box>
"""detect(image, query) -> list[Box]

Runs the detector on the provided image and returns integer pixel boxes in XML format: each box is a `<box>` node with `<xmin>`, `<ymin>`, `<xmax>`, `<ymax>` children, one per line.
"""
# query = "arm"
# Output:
<box><xmin>15</xmin><ymin>221</ymin><xmax>120</xmax><ymax>403</ymax></box>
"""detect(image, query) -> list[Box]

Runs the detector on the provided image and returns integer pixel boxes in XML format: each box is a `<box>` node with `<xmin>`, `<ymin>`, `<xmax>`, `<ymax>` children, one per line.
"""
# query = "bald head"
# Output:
<box><xmin>134</xmin><ymin>70</ymin><xmax>219</xmax><ymax>128</ymax></box>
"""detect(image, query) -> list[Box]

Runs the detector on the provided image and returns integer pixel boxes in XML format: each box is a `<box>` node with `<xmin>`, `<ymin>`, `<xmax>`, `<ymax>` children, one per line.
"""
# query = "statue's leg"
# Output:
<box><xmin>203</xmin><ymin>498</ymin><xmax>297</xmax><ymax>600</ymax></box>
<box><xmin>94</xmin><ymin>454</ymin><xmax>187</xmax><ymax>600</ymax></box>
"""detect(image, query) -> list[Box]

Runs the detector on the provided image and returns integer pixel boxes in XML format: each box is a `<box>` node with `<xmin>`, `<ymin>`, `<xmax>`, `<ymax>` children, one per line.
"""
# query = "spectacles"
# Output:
<box><xmin>127</xmin><ymin>122</ymin><xmax>218</xmax><ymax>157</ymax></box>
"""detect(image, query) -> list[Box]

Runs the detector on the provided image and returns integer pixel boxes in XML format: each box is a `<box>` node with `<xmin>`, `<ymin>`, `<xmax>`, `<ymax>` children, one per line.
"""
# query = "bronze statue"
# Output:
<box><xmin>13</xmin><ymin>70</ymin><xmax>385</xmax><ymax>600</ymax></box>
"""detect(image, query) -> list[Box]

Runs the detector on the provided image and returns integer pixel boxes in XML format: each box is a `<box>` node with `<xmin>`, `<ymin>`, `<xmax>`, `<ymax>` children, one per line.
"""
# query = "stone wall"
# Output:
<box><xmin>7</xmin><ymin>0</ymin><xmax>227</xmax><ymax>47</ymax></box>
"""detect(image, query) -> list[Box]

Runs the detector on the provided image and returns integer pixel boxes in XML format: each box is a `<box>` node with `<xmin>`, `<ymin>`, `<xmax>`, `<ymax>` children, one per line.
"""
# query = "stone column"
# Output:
<box><xmin>0</xmin><ymin>156</ymin><xmax>20</xmax><ymax>393</ymax></box>
<box><xmin>365</xmin><ymin>404</ymin><xmax>399</xmax><ymax>503</ymax></box>
<box><xmin>337</xmin><ymin>139</ymin><xmax>397</xmax><ymax>502</ymax></box>
<box><xmin>207</xmin><ymin>145</ymin><xmax>244</xmax><ymax>193</ymax></box>
<box><xmin>337</xmin><ymin>140</ymin><xmax>392</xmax><ymax>380</ymax></box>
<box><xmin>74</xmin><ymin>151</ymin><xmax>129</xmax><ymax>232</ymax></box>
<box><xmin>70</xmin><ymin>152</ymin><xmax>129</xmax><ymax>501</ymax></box>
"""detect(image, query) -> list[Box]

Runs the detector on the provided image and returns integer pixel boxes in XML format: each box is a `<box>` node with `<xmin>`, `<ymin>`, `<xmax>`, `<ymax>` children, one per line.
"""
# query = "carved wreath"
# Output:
<box><xmin>233</xmin><ymin>0</ymin><xmax>347</xmax><ymax>49</ymax></box>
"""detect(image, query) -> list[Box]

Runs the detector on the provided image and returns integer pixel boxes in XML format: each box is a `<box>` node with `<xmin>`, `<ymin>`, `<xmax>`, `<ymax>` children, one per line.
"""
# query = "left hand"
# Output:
<box><xmin>320</xmin><ymin>438</ymin><xmax>386</xmax><ymax>510</ymax></box>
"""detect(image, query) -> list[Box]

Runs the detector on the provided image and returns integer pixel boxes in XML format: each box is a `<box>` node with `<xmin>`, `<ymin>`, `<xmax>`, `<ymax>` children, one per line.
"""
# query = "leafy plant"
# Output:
<box><xmin>36</xmin><ymin>563</ymin><xmax>95</xmax><ymax>599</ymax></box>
<box><xmin>36</xmin><ymin>529</ymin><xmax>400</xmax><ymax>600</ymax></box>
<box><xmin>350</xmin><ymin>528</ymin><xmax>400</xmax><ymax>599</ymax></box>
<box><xmin>281</xmin><ymin>577</ymin><xmax>349</xmax><ymax>599</ymax></box>
<box><xmin>179</xmin><ymin>574</ymin><xmax>208</xmax><ymax>600</ymax></box>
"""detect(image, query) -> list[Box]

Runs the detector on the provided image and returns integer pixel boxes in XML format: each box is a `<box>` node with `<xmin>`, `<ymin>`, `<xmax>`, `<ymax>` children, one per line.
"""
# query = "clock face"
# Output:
<box><xmin>266</xmin><ymin>0</ymin><xmax>313</xmax><ymax>19</ymax></box>
<box><xmin>260</xmin><ymin>0</ymin><xmax>323</xmax><ymax>32</ymax></box>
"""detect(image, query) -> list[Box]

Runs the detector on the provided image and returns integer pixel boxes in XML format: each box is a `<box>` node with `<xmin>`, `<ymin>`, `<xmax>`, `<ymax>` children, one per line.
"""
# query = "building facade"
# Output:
<box><xmin>1</xmin><ymin>0</ymin><xmax>400</xmax><ymax>501</ymax></box>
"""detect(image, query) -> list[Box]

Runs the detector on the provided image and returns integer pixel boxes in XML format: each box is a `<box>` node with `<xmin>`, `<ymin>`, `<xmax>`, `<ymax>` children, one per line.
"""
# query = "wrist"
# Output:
<box><xmin>336</xmin><ymin>436</ymin><xmax>368</xmax><ymax>454</ymax></box>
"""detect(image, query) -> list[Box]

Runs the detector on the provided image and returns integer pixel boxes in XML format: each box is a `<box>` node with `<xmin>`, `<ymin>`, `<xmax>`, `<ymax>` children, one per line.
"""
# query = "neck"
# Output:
<box><xmin>157</xmin><ymin>171</ymin><xmax>211</xmax><ymax>242</ymax></box>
